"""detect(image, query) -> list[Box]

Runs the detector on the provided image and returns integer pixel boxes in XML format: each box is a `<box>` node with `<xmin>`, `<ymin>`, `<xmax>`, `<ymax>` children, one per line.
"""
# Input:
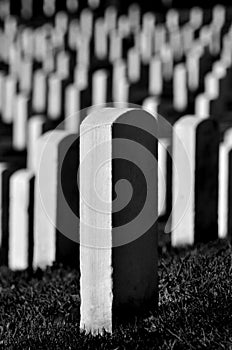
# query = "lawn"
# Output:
<box><xmin>0</xmin><ymin>239</ymin><xmax>232</xmax><ymax>349</ymax></box>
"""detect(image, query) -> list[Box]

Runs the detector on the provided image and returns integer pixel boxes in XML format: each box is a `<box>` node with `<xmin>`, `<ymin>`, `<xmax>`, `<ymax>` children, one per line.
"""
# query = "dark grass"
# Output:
<box><xmin>0</xmin><ymin>239</ymin><xmax>232</xmax><ymax>349</ymax></box>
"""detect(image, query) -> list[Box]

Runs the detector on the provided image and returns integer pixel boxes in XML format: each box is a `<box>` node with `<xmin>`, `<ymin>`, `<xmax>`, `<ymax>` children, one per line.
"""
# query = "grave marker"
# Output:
<box><xmin>218</xmin><ymin>129</ymin><xmax>232</xmax><ymax>238</ymax></box>
<box><xmin>33</xmin><ymin>131</ymin><xmax>78</xmax><ymax>268</ymax></box>
<box><xmin>172</xmin><ymin>116</ymin><xmax>219</xmax><ymax>246</ymax></box>
<box><xmin>80</xmin><ymin>108</ymin><xmax>158</xmax><ymax>334</ymax></box>
<box><xmin>9</xmin><ymin>169</ymin><xmax>34</xmax><ymax>270</ymax></box>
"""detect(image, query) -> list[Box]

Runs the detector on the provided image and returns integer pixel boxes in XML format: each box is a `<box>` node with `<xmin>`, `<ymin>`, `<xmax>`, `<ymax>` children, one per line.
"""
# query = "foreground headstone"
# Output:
<box><xmin>172</xmin><ymin>115</ymin><xmax>219</xmax><ymax>246</ymax></box>
<box><xmin>80</xmin><ymin>108</ymin><xmax>158</xmax><ymax>334</ymax></box>
<box><xmin>33</xmin><ymin>130</ymin><xmax>79</xmax><ymax>268</ymax></box>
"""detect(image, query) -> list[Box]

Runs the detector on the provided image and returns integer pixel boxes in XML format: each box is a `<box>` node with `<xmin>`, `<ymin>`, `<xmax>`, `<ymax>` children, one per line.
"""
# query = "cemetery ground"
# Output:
<box><xmin>0</xmin><ymin>238</ymin><xmax>231</xmax><ymax>349</ymax></box>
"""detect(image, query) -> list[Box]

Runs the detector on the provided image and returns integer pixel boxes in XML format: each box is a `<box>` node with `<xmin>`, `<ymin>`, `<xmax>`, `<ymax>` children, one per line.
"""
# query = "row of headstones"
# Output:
<box><xmin>1</xmin><ymin>4</ymin><xmax>231</xmax><ymax>122</ymax></box>
<box><xmin>0</xmin><ymin>4</ymin><xmax>231</xmax><ymax>272</ymax></box>
<box><xmin>47</xmin><ymin>107</ymin><xmax>226</xmax><ymax>334</ymax></box>
<box><xmin>0</xmin><ymin>88</ymin><xmax>230</xmax><ymax>270</ymax></box>
<box><xmin>0</xmin><ymin>3</ymin><xmax>231</xmax><ymax>337</ymax></box>
<box><xmin>0</xmin><ymin>106</ymin><xmax>216</xmax><ymax>332</ymax></box>
<box><xmin>2</xmin><ymin>0</ymin><xmax>101</xmax><ymax>19</ymax></box>
<box><xmin>4</xmin><ymin>106</ymin><xmax>229</xmax><ymax>267</ymax></box>
<box><xmin>0</xmin><ymin>9</ymin><xmax>229</xmax><ymax>242</ymax></box>
<box><xmin>1</xmin><ymin>6</ymin><xmax>232</xmax><ymax>115</ymax></box>
<box><xmin>2</xmin><ymin>0</ymin><xmax>228</xmax><ymax>23</ymax></box>
<box><xmin>1</xmin><ymin>105</ymin><xmax>231</xmax><ymax>334</ymax></box>
<box><xmin>1</xmin><ymin>5</ymin><xmax>230</xmax><ymax>85</ymax></box>
<box><xmin>1</xmin><ymin>7</ymin><xmax>232</xmax><ymax>133</ymax></box>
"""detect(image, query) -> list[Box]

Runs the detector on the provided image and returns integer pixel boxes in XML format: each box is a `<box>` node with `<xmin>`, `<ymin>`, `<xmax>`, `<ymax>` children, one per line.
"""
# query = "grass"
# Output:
<box><xmin>0</xmin><ymin>239</ymin><xmax>232</xmax><ymax>349</ymax></box>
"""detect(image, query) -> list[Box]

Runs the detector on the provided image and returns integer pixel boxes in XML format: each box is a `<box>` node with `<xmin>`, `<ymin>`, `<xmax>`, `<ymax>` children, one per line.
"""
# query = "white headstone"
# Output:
<box><xmin>218</xmin><ymin>129</ymin><xmax>232</xmax><ymax>238</ymax></box>
<box><xmin>32</xmin><ymin>70</ymin><xmax>47</xmax><ymax>114</ymax></box>
<box><xmin>47</xmin><ymin>74</ymin><xmax>62</xmax><ymax>120</ymax></box>
<box><xmin>65</xmin><ymin>84</ymin><xmax>81</xmax><ymax>132</ymax></box>
<box><xmin>2</xmin><ymin>75</ymin><xmax>16</xmax><ymax>124</ymax></box>
<box><xmin>94</xmin><ymin>18</ymin><xmax>107</xmax><ymax>60</ymax></box>
<box><xmin>173</xmin><ymin>64</ymin><xmax>187</xmax><ymax>112</ymax></box>
<box><xmin>27</xmin><ymin>115</ymin><xmax>46</xmax><ymax>171</ymax></box>
<box><xmin>195</xmin><ymin>93</ymin><xmax>210</xmax><ymax>118</ymax></box>
<box><xmin>92</xmin><ymin>70</ymin><xmax>107</xmax><ymax>106</ymax></box>
<box><xmin>13</xmin><ymin>94</ymin><xmax>28</xmax><ymax>151</ymax></box>
<box><xmin>127</xmin><ymin>48</ymin><xmax>140</xmax><ymax>83</ymax></box>
<box><xmin>148</xmin><ymin>56</ymin><xmax>163</xmax><ymax>95</ymax></box>
<box><xmin>80</xmin><ymin>108</ymin><xmax>158</xmax><ymax>334</ymax></box>
<box><xmin>33</xmin><ymin>131</ymin><xmax>78</xmax><ymax>268</ymax></box>
<box><xmin>9</xmin><ymin>169</ymin><xmax>34</xmax><ymax>270</ymax></box>
<box><xmin>172</xmin><ymin>116</ymin><xmax>219</xmax><ymax>246</ymax></box>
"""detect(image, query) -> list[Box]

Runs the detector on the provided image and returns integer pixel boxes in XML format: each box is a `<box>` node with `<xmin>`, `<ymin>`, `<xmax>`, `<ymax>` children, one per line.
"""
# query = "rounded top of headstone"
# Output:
<box><xmin>10</xmin><ymin>169</ymin><xmax>34</xmax><ymax>182</ymax></box>
<box><xmin>81</xmin><ymin>108</ymin><xmax>158</xmax><ymax>137</ymax></box>
<box><xmin>174</xmin><ymin>115</ymin><xmax>204</xmax><ymax>130</ymax></box>
<box><xmin>174</xmin><ymin>115</ymin><xmax>218</xmax><ymax>131</ymax></box>
<box><xmin>37</xmin><ymin>130</ymin><xmax>76</xmax><ymax>147</ymax></box>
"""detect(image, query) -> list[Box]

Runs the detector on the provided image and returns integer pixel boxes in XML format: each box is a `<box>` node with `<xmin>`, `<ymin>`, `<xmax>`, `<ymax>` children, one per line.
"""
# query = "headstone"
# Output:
<box><xmin>57</xmin><ymin>50</ymin><xmax>70</xmax><ymax>80</ymax></box>
<box><xmin>104</xmin><ymin>6</ymin><xmax>117</xmax><ymax>33</ymax></box>
<box><xmin>205</xmin><ymin>72</ymin><xmax>219</xmax><ymax>100</ymax></box>
<box><xmin>172</xmin><ymin>116</ymin><xmax>219</xmax><ymax>246</ymax></box>
<box><xmin>195</xmin><ymin>93</ymin><xmax>210</xmax><ymax>118</ymax></box>
<box><xmin>112</xmin><ymin>60</ymin><xmax>128</xmax><ymax>106</ymax></box>
<box><xmin>9</xmin><ymin>169</ymin><xmax>34</xmax><ymax>270</ymax></box>
<box><xmin>109</xmin><ymin>30</ymin><xmax>122</xmax><ymax>63</ymax></box>
<box><xmin>47</xmin><ymin>74</ymin><xmax>62</xmax><ymax>120</ymax></box>
<box><xmin>0</xmin><ymin>72</ymin><xmax>5</xmax><ymax>115</ymax></box>
<box><xmin>13</xmin><ymin>94</ymin><xmax>29</xmax><ymax>151</ymax></box>
<box><xmin>127</xmin><ymin>48</ymin><xmax>140</xmax><ymax>83</ymax></box>
<box><xmin>33</xmin><ymin>131</ymin><xmax>79</xmax><ymax>268</ymax></box>
<box><xmin>27</xmin><ymin>115</ymin><xmax>46</xmax><ymax>171</ymax></box>
<box><xmin>19</xmin><ymin>57</ymin><xmax>32</xmax><ymax>94</ymax></box>
<box><xmin>64</xmin><ymin>84</ymin><xmax>81</xmax><ymax>132</ymax></box>
<box><xmin>173</xmin><ymin>64</ymin><xmax>187</xmax><ymax>112</ymax></box>
<box><xmin>74</xmin><ymin>64</ymin><xmax>88</xmax><ymax>90</ymax></box>
<box><xmin>94</xmin><ymin>18</ymin><xmax>107</xmax><ymax>60</ymax></box>
<box><xmin>32</xmin><ymin>70</ymin><xmax>47</xmax><ymax>114</ymax></box>
<box><xmin>218</xmin><ymin>128</ymin><xmax>232</xmax><ymax>238</ymax></box>
<box><xmin>92</xmin><ymin>70</ymin><xmax>107</xmax><ymax>106</ymax></box>
<box><xmin>2</xmin><ymin>75</ymin><xmax>16</xmax><ymax>124</ymax></box>
<box><xmin>189</xmin><ymin>7</ymin><xmax>203</xmax><ymax>29</ymax></box>
<box><xmin>161</xmin><ymin>44</ymin><xmax>173</xmax><ymax>82</ymax></box>
<box><xmin>142</xmin><ymin>98</ymin><xmax>169</xmax><ymax>217</ymax></box>
<box><xmin>186</xmin><ymin>51</ymin><xmax>200</xmax><ymax>92</ymax></box>
<box><xmin>80</xmin><ymin>108</ymin><xmax>158</xmax><ymax>334</ymax></box>
<box><xmin>149</xmin><ymin>56</ymin><xmax>162</xmax><ymax>96</ymax></box>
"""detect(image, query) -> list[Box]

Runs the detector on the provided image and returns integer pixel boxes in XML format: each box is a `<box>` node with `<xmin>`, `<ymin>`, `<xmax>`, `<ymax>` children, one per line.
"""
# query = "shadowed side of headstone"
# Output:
<box><xmin>80</xmin><ymin>108</ymin><xmax>158</xmax><ymax>334</ymax></box>
<box><xmin>56</xmin><ymin>134</ymin><xmax>79</xmax><ymax>267</ymax></box>
<box><xmin>0</xmin><ymin>164</ymin><xmax>21</xmax><ymax>266</ymax></box>
<box><xmin>195</xmin><ymin>119</ymin><xmax>219</xmax><ymax>243</ymax></box>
